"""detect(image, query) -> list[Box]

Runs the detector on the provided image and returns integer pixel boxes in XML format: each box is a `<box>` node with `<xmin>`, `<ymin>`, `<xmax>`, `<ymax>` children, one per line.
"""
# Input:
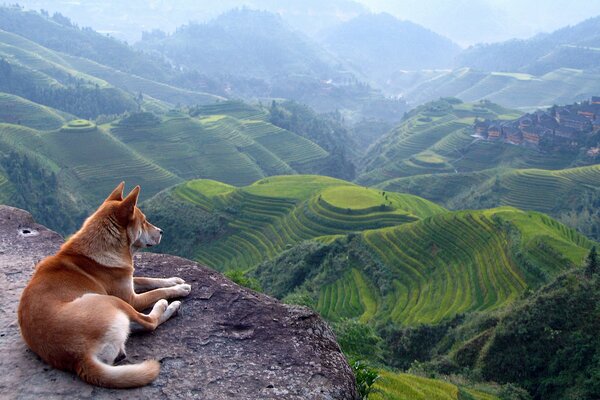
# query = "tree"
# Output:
<box><xmin>585</xmin><ymin>246</ymin><xmax>598</xmax><ymax>277</ymax></box>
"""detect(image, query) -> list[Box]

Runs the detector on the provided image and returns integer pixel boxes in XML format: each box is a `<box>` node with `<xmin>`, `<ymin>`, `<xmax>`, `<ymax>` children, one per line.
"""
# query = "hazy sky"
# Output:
<box><xmin>13</xmin><ymin>0</ymin><xmax>600</xmax><ymax>46</ymax></box>
<box><xmin>357</xmin><ymin>0</ymin><xmax>600</xmax><ymax>46</ymax></box>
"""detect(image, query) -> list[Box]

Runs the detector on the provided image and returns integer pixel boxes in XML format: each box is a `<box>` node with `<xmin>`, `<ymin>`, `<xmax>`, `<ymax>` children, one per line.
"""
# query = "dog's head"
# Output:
<box><xmin>103</xmin><ymin>182</ymin><xmax>163</xmax><ymax>251</ymax></box>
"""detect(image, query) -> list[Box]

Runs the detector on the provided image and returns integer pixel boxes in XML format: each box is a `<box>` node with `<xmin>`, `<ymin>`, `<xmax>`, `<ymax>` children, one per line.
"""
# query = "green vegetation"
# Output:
<box><xmin>358</xmin><ymin>99</ymin><xmax>525</xmax><ymax>186</ymax></box>
<box><xmin>144</xmin><ymin>175</ymin><xmax>444</xmax><ymax>271</ymax></box>
<box><xmin>61</xmin><ymin>119</ymin><xmax>96</xmax><ymax>132</ymax></box>
<box><xmin>0</xmin><ymin>92</ymin><xmax>68</xmax><ymax>130</ymax></box>
<box><xmin>396</xmin><ymin>67</ymin><xmax>600</xmax><ymax>111</ymax></box>
<box><xmin>253</xmin><ymin>206</ymin><xmax>592</xmax><ymax>327</ymax></box>
<box><xmin>380</xmin><ymin>164</ymin><xmax>600</xmax><ymax>240</ymax></box>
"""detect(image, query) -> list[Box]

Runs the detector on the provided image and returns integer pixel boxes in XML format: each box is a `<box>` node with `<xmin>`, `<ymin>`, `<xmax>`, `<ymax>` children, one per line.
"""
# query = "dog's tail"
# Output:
<box><xmin>76</xmin><ymin>355</ymin><xmax>160</xmax><ymax>388</ymax></box>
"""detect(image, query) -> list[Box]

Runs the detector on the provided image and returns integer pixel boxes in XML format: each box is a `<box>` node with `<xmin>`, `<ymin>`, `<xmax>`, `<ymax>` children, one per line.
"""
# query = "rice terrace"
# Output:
<box><xmin>0</xmin><ymin>2</ymin><xmax>599</xmax><ymax>399</ymax></box>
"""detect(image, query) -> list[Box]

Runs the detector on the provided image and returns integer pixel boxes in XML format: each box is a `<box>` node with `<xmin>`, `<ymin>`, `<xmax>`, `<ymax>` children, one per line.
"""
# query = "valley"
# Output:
<box><xmin>0</xmin><ymin>4</ymin><xmax>599</xmax><ymax>399</ymax></box>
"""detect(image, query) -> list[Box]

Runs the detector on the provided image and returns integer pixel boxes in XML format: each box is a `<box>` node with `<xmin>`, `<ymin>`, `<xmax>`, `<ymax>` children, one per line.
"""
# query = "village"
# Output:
<box><xmin>473</xmin><ymin>97</ymin><xmax>600</xmax><ymax>156</ymax></box>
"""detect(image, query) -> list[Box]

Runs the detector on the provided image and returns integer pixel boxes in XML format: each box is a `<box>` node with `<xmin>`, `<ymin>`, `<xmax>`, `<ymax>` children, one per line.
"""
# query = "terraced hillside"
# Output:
<box><xmin>0</xmin><ymin>27</ymin><xmax>220</xmax><ymax>115</ymax></box>
<box><xmin>0</xmin><ymin>92</ymin><xmax>70</xmax><ymax>130</ymax></box>
<box><xmin>109</xmin><ymin>109</ymin><xmax>328</xmax><ymax>186</ymax></box>
<box><xmin>254</xmin><ymin>206</ymin><xmax>592</xmax><ymax>326</ymax></box>
<box><xmin>379</xmin><ymin>164</ymin><xmax>600</xmax><ymax>239</ymax></box>
<box><xmin>393</xmin><ymin>67</ymin><xmax>600</xmax><ymax>111</ymax></box>
<box><xmin>143</xmin><ymin>175</ymin><xmax>445</xmax><ymax>271</ymax></box>
<box><xmin>372</xmin><ymin>371</ymin><xmax>499</xmax><ymax>400</ymax></box>
<box><xmin>357</xmin><ymin>98</ymin><xmax>524</xmax><ymax>185</ymax></box>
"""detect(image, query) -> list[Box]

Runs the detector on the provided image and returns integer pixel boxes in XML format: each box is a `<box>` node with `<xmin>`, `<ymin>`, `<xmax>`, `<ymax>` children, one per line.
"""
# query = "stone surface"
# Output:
<box><xmin>0</xmin><ymin>205</ymin><xmax>358</xmax><ymax>399</ymax></box>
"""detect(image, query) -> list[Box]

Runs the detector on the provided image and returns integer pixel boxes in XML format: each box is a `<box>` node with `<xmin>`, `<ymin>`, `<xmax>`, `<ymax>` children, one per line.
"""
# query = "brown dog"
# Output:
<box><xmin>18</xmin><ymin>182</ymin><xmax>191</xmax><ymax>388</ymax></box>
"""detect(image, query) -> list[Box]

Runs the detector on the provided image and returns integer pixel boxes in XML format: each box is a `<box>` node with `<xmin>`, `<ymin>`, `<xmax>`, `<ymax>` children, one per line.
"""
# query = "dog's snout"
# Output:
<box><xmin>158</xmin><ymin>229</ymin><xmax>163</xmax><ymax>236</ymax></box>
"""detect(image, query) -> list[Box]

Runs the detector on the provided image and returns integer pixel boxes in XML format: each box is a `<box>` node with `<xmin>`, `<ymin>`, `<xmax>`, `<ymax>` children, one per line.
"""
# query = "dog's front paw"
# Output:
<box><xmin>167</xmin><ymin>277</ymin><xmax>186</xmax><ymax>286</ymax></box>
<box><xmin>174</xmin><ymin>283</ymin><xmax>192</xmax><ymax>297</ymax></box>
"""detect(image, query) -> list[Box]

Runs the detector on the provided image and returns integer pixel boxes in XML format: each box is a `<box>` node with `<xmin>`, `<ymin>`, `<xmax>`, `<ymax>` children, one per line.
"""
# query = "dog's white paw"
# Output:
<box><xmin>159</xmin><ymin>301</ymin><xmax>181</xmax><ymax>324</ymax></box>
<box><xmin>151</xmin><ymin>299</ymin><xmax>168</xmax><ymax>317</ymax></box>
<box><xmin>167</xmin><ymin>277</ymin><xmax>185</xmax><ymax>286</ymax></box>
<box><xmin>174</xmin><ymin>283</ymin><xmax>191</xmax><ymax>297</ymax></box>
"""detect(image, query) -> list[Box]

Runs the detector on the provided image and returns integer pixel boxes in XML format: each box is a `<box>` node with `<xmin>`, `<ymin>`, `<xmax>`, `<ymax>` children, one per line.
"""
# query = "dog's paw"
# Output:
<box><xmin>159</xmin><ymin>301</ymin><xmax>181</xmax><ymax>324</ymax></box>
<box><xmin>155</xmin><ymin>299</ymin><xmax>168</xmax><ymax>312</ymax></box>
<box><xmin>167</xmin><ymin>277</ymin><xmax>186</xmax><ymax>286</ymax></box>
<box><xmin>173</xmin><ymin>283</ymin><xmax>192</xmax><ymax>297</ymax></box>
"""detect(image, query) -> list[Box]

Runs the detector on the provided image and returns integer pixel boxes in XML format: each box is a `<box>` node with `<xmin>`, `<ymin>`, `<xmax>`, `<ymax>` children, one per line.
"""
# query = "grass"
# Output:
<box><xmin>358</xmin><ymin>99</ymin><xmax>522</xmax><ymax>186</ymax></box>
<box><xmin>150</xmin><ymin>176</ymin><xmax>592</xmax><ymax>327</ymax></box>
<box><xmin>379</xmin><ymin>164</ymin><xmax>600</xmax><ymax>216</ymax></box>
<box><xmin>402</xmin><ymin>67</ymin><xmax>600</xmax><ymax>111</ymax></box>
<box><xmin>0</xmin><ymin>92</ymin><xmax>67</xmax><ymax>130</ymax></box>
<box><xmin>152</xmin><ymin>175</ymin><xmax>445</xmax><ymax>271</ymax></box>
<box><xmin>371</xmin><ymin>370</ymin><xmax>500</xmax><ymax>400</ymax></box>
<box><xmin>109</xmin><ymin>112</ymin><xmax>328</xmax><ymax>187</ymax></box>
<box><xmin>61</xmin><ymin>119</ymin><xmax>96</xmax><ymax>132</ymax></box>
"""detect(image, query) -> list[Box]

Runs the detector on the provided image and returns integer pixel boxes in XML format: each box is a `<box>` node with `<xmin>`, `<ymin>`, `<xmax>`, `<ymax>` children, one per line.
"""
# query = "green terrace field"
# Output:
<box><xmin>62</xmin><ymin>53</ymin><xmax>223</xmax><ymax>106</ymax></box>
<box><xmin>359</xmin><ymin>208</ymin><xmax>591</xmax><ymax>325</ymax></box>
<box><xmin>372</xmin><ymin>371</ymin><xmax>499</xmax><ymax>400</ymax></box>
<box><xmin>0</xmin><ymin>121</ymin><xmax>180</xmax><ymax>203</ymax></box>
<box><xmin>145</xmin><ymin>175</ymin><xmax>445</xmax><ymax>271</ymax></box>
<box><xmin>0</xmin><ymin>28</ymin><xmax>222</xmax><ymax>109</ymax></box>
<box><xmin>398</xmin><ymin>67</ymin><xmax>600</xmax><ymax>111</ymax></box>
<box><xmin>252</xmin><ymin>203</ymin><xmax>592</xmax><ymax>327</ymax></box>
<box><xmin>0</xmin><ymin>103</ymin><xmax>334</xmax><ymax>205</ymax></box>
<box><xmin>147</xmin><ymin>175</ymin><xmax>593</xmax><ymax>327</ymax></box>
<box><xmin>378</xmin><ymin>164</ymin><xmax>600</xmax><ymax>222</ymax></box>
<box><xmin>109</xmin><ymin>111</ymin><xmax>328</xmax><ymax>186</ymax></box>
<box><xmin>0</xmin><ymin>92</ymin><xmax>69</xmax><ymax>130</ymax></box>
<box><xmin>357</xmin><ymin>99</ymin><xmax>524</xmax><ymax>186</ymax></box>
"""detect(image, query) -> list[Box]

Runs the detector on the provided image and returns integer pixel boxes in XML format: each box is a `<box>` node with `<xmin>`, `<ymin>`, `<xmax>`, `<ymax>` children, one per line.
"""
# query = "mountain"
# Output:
<box><xmin>140</xmin><ymin>174</ymin><xmax>592</xmax><ymax>326</ymax></box>
<box><xmin>137</xmin><ymin>9</ymin><xmax>345</xmax><ymax>83</ymax></box>
<box><xmin>457</xmin><ymin>16</ymin><xmax>600</xmax><ymax>74</ymax></box>
<box><xmin>142</xmin><ymin>175</ymin><xmax>445</xmax><ymax>270</ymax></box>
<box><xmin>393</xmin><ymin>67</ymin><xmax>600</xmax><ymax>110</ymax></box>
<box><xmin>253</xmin><ymin>206</ymin><xmax>592</xmax><ymax>325</ymax></box>
<box><xmin>12</xmin><ymin>0</ymin><xmax>368</xmax><ymax>43</ymax></box>
<box><xmin>0</xmin><ymin>5</ymin><xmax>174</xmax><ymax>81</ymax></box>
<box><xmin>321</xmin><ymin>13</ymin><xmax>460</xmax><ymax>86</ymax></box>
<box><xmin>0</xmin><ymin>102</ymin><xmax>336</xmax><ymax>233</ymax></box>
<box><xmin>135</xmin><ymin>8</ymin><xmax>408</xmax><ymax>118</ymax></box>
<box><xmin>379</xmin><ymin>164</ymin><xmax>600</xmax><ymax>241</ymax></box>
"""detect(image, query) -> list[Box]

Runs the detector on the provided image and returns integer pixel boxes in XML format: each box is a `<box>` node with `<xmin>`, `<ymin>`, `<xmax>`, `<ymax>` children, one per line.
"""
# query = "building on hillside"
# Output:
<box><xmin>593</xmin><ymin>118</ymin><xmax>600</xmax><ymax>133</ymax></box>
<box><xmin>473</xmin><ymin>96</ymin><xmax>599</xmax><ymax>150</ymax></box>
<box><xmin>474</xmin><ymin>119</ymin><xmax>489</xmax><ymax>137</ymax></box>
<box><xmin>504</xmin><ymin>126</ymin><xmax>523</xmax><ymax>144</ymax></box>
<box><xmin>487</xmin><ymin>124</ymin><xmax>501</xmax><ymax>140</ymax></box>
<box><xmin>577</xmin><ymin>105</ymin><xmax>597</xmax><ymax>120</ymax></box>
<box><xmin>561</xmin><ymin>113</ymin><xmax>592</xmax><ymax>131</ymax></box>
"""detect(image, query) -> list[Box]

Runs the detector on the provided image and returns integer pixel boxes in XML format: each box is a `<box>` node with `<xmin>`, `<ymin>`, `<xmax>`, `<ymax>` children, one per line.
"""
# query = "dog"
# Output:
<box><xmin>18</xmin><ymin>182</ymin><xmax>191</xmax><ymax>388</ymax></box>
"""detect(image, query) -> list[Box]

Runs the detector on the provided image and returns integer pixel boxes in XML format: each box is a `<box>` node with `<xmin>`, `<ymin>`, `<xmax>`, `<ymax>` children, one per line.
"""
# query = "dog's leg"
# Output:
<box><xmin>130</xmin><ymin>284</ymin><xmax>191</xmax><ymax>311</ymax></box>
<box><xmin>133</xmin><ymin>277</ymin><xmax>185</xmax><ymax>292</ymax></box>
<box><xmin>126</xmin><ymin>299</ymin><xmax>182</xmax><ymax>332</ymax></box>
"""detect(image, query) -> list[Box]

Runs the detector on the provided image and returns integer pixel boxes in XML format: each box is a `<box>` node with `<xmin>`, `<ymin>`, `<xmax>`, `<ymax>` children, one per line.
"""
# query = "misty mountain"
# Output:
<box><xmin>321</xmin><ymin>13</ymin><xmax>461</xmax><ymax>85</ymax></box>
<box><xmin>137</xmin><ymin>9</ymin><xmax>346</xmax><ymax>82</ymax></box>
<box><xmin>458</xmin><ymin>15</ymin><xmax>600</xmax><ymax>74</ymax></box>
<box><xmin>14</xmin><ymin>0</ymin><xmax>367</xmax><ymax>43</ymax></box>
<box><xmin>0</xmin><ymin>6</ymin><xmax>174</xmax><ymax>81</ymax></box>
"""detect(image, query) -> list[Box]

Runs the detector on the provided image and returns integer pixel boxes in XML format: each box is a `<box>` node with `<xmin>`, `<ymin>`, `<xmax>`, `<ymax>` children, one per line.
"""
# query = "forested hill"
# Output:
<box><xmin>321</xmin><ymin>13</ymin><xmax>460</xmax><ymax>85</ymax></box>
<box><xmin>457</xmin><ymin>15</ymin><xmax>600</xmax><ymax>74</ymax></box>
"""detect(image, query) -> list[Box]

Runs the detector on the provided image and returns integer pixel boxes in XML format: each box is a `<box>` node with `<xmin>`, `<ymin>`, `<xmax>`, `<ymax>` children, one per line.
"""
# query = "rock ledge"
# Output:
<box><xmin>0</xmin><ymin>205</ymin><xmax>358</xmax><ymax>399</ymax></box>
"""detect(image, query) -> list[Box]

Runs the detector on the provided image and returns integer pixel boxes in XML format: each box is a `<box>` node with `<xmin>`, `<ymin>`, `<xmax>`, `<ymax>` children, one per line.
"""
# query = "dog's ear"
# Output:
<box><xmin>105</xmin><ymin>181</ymin><xmax>125</xmax><ymax>202</ymax></box>
<box><xmin>119</xmin><ymin>185</ymin><xmax>140</xmax><ymax>220</ymax></box>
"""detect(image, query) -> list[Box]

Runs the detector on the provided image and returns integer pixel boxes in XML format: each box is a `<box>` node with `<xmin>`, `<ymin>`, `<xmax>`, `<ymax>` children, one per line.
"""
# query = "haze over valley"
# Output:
<box><xmin>0</xmin><ymin>2</ymin><xmax>599</xmax><ymax>399</ymax></box>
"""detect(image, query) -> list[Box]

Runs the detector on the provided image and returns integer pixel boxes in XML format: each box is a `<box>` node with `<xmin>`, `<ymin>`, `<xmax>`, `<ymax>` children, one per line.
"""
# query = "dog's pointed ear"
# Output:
<box><xmin>120</xmin><ymin>185</ymin><xmax>140</xmax><ymax>218</ymax></box>
<box><xmin>105</xmin><ymin>182</ymin><xmax>125</xmax><ymax>202</ymax></box>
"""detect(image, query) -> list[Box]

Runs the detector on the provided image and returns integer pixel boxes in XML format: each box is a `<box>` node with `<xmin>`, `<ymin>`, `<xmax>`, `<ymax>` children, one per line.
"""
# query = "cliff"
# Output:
<box><xmin>0</xmin><ymin>205</ymin><xmax>358</xmax><ymax>399</ymax></box>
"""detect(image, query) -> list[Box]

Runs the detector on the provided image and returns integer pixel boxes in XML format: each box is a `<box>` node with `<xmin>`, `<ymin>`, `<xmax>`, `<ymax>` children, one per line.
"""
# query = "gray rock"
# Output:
<box><xmin>0</xmin><ymin>205</ymin><xmax>358</xmax><ymax>399</ymax></box>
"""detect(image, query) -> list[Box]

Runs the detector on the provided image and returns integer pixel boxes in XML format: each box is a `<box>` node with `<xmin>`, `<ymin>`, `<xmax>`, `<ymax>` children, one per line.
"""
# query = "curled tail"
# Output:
<box><xmin>77</xmin><ymin>356</ymin><xmax>160</xmax><ymax>388</ymax></box>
